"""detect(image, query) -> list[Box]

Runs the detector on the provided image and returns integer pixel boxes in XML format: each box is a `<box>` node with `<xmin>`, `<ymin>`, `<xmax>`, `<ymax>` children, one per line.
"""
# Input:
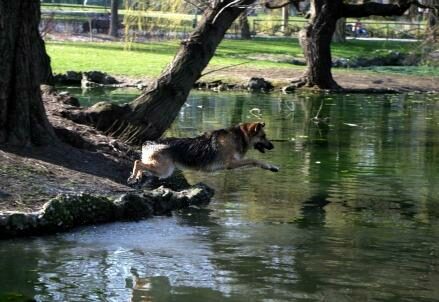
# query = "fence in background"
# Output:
<box><xmin>40</xmin><ymin>9</ymin><xmax>428</xmax><ymax>41</ymax></box>
<box><xmin>40</xmin><ymin>10</ymin><xmax>244</xmax><ymax>40</ymax></box>
<box><xmin>252</xmin><ymin>19</ymin><xmax>427</xmax><ymax>40</ymax></box>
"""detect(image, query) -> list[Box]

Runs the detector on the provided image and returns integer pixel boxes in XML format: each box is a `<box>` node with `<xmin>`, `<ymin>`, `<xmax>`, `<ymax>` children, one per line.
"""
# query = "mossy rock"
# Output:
<box><xmin>39</xmin><ymin>194</ymin><xmax>116</xmax><ymax>230</ymax></box>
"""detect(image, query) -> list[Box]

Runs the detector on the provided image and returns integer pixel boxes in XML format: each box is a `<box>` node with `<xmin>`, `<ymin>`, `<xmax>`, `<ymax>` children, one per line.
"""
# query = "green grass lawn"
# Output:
<box><xmin>46</xmin><ymin>37</ymin><xmax>436</xmax><ymax>78</ymax></box>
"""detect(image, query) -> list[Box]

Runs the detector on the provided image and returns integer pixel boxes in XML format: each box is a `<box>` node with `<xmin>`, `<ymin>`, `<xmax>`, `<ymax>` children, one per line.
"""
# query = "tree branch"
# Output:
<box><xmin>341</xmin><ymin>2</ymin><xmax>413</xmax><ymax>18</ymax></box>
<box><xmin>265</xmin><ymin>0</ymin><xmax>291</xmax><ymax>9</ymax></box>
<box><xmin>199</xmin><ymin>61</ymin><xmax>251</xmax><ymax>78</ymax></box>
<box><xmin>265</xmin><ymin>0</ymin><xmax>303</xmax><ymax>11</ymax></box>
<box><xmin>182</xmin><ymin>0</ymin><xmax>205</xmax><ymax>11</ymax></box>
<box><xmin>410</xmin><ymin>0</ymin><xmax>439</xmax><ymax>10</ymax></box>
<box><xmin>212</xmin><ymin>0</ymin><xmax>255</xmax><ymax>24</ymax></box>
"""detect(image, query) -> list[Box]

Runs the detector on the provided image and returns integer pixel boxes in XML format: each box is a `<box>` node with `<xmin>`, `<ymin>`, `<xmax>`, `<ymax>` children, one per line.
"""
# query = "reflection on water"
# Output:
<box><xmin>1</xmin><ymin>91</ymin><xmax>439</xmax><ymax>301</ymax></box>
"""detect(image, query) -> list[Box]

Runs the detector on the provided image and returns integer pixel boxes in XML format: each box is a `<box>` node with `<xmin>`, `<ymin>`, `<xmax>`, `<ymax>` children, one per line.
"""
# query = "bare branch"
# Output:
<box><xmin>341</xmin><ymin>2</ymin><xmax>413</xmax><ymax>18</ymax></box>
<box><xmin>409</xmin><ymin>0</ymin><xmax>439</xmax><ymax>10</ymax></box>
<box><xmin>342</xmin><ymin>0</ymin><xmax>439</xmax><ymax>19</ymax></box>
<box><xmin>200</xmin><ymin>61</ymin><xmax>251</xmax><ymax>77</ymax></box>
<box><xmin>212</xmin><ymin>0</ymin><xmax>243</xmax><ymax>24</ymax></box>
<box><xmin>182</xmin><ymin>0</ymin><xmax>205</xmax><ymax>11</ymax></box>
<box><xmin>265</xmin><ymin>0</ymin><xmax>303</xmax><ymax>11</ymax></box>
<box><xmin>265</xmin><ymin>0</ymin><xmax>292</xmax><ymax>9</ymax></box>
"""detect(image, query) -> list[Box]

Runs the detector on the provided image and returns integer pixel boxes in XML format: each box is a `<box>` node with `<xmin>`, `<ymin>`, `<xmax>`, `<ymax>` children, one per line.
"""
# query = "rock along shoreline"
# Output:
<box><xmin>0</xmin><ymin>183</ymin><xmax>214</xmax><ymax>239</ymax></box>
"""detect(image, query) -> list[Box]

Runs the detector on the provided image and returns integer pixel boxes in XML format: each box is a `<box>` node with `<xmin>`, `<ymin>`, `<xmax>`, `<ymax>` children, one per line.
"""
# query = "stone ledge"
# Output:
<box><xmin>0</xmin><ymin>183</ymin><xmax>214</xmax><ymax>239</ymax></box>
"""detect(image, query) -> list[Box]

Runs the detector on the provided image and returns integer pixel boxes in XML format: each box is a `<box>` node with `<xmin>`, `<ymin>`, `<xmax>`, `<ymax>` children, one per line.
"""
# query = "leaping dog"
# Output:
<box><xmin>127</xmin><ymin>122</ymin><xmax>279</xmax><ymax>184</ymax></box>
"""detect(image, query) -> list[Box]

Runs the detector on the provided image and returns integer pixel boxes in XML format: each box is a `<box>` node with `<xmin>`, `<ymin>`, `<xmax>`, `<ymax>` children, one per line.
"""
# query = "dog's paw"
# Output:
<box><xmin>269</xmin><ymin>165</ymin><xmax>279</xmax><ymax>172</ymax></box>
<box><xmin>127</xmin><ymin>176</ymin><xmax>137</xmax><ymax>185</ymax></box>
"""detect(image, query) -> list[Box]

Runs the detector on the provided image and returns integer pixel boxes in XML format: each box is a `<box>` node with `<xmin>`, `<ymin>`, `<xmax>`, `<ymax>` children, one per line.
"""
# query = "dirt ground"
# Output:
<box><xmin>0</xmin><ymin>147</ymin><xmax>133</xmax><ymax>213</ymax></box>
<box><xmin>0</xmin><ymin>93</ymin><xmax>138</xmax><ymax>213</ymax></box>
<box><xmin>199</xmin><ymin>67</ymin><xmax>439</xmax><ymax>92</ymax></box>
<box><xmin>117</xmin><ymin>67</ymin><xmax>439</xmax><ymax>93</ymax></box>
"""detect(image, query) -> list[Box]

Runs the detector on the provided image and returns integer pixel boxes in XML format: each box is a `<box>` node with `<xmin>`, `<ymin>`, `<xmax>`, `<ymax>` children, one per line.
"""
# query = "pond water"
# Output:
<box><xmin>1</xmin><ymin>90</ymin><xmax>439</xmax><ymax>301</ymax></box>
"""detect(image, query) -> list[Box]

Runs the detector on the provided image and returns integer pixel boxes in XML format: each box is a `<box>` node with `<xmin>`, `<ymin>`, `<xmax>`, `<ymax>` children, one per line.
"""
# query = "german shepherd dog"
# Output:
<box><xmin>127</xmin><ymin>122</ymin><xmax>279</xmax><ymax>184</ymax></box>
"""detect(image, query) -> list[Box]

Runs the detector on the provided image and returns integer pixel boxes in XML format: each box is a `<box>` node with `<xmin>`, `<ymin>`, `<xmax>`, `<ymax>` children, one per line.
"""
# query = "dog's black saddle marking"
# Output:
<box><xmin>154</xmin><ymin>131</ymin><xmax>222</xmax><ymax>168</ymax></box>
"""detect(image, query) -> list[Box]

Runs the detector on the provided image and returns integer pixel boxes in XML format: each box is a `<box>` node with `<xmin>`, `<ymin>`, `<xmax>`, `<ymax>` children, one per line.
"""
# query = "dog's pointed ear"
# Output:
<box><xmin>255</xmin><ymin>122</ymin><xmax>265</xmax><ymax>133</ymax></box>
<box><xmin>241</xmin><ymin>122</ymin><xmax>265</xmax><ymax>136</ymax></box>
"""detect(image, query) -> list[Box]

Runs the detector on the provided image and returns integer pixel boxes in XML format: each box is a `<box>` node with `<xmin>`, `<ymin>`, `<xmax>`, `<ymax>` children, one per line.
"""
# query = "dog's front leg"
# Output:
<box><xmin>226</xmin><ymin>159</ymin><xmax>279</xmax><ymax>172</ymax></box>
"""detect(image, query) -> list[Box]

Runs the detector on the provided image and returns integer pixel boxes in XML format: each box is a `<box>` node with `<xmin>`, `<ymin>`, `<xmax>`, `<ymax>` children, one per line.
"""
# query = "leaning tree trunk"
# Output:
<box><xmin>0</xmin><ymin>0</ymin><xmax>56</xmax><ymax>146</ymax></box>
<box><xmin>109</xmin><ymin>0</ymin><xmax>119</xmax><ymax>38</ymax></box>
<box><xmin>296</xmin><ymin>0</ymin><xmax>342</xmax><ymax>89</ymax></box>
<box><xmin>70</xmin><ymin>0</ymin><xmax>255</xmax><ymax>144</ymax></box>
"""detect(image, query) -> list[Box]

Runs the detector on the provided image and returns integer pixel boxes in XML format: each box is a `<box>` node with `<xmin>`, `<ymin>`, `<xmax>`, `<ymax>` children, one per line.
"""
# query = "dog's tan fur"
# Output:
<box><xmin>128</xmin><ymin>122</ymin><xmax>279</xmax><ymax>183</ymax></box>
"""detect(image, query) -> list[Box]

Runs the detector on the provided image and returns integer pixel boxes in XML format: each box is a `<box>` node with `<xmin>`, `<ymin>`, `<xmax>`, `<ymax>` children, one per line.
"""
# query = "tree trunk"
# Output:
<box><xmin>285</xmin><ymin>0</ymin><xmax>415</xmax><ymax>91</ymax></box>
<box><xmin>239</xmin><ymin>12</ymin><xmax>251</xmax><ymax>39</ymax></box>
<box><xmin>296</xmin><ymin>0</ymin><xmax>342</xmax><ymax>89</ymax></box>
<box><xmin>109</xmin><ymin>0</ymin><xmax>119</xmax><ymax>38</ymax></box>
<box><xmin>332</xmin><ymin>17</ymin><xmax>346</xmax><ymax>43</ymax></box>
<box><xmin>408</xmin><ymin>4</ymin><xmax>419</xmax><ymax>22</ymax></box>
<box><xmin>0</xmin><ymin>0</ymin><xmax>56</xmax><ymax>146</ymax></box>
<box><xmin>282</xmin><ymin>5</ymin><xmax>290</xmax><ymax>36</ymax></box>
<box><xmin>69</xmin><ymin>0</ymin><xmax>255</xmax><ymax>144</ymax></box>
<box><xmin>425</xmin><ymin>3</ymin><xmax>438</xmax><ymax>42</ymax></box>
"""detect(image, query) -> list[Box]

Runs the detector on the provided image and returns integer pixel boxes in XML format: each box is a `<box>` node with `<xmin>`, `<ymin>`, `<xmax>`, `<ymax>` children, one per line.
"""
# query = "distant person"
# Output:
<box><xmin>83</xmin><ymin>0</ymin><xmax>88</xmax><ymax>6</ymax></box>
<box><xmin>354</xmin><ymin>19</ymin><xmax>362</xmax><ymax>36</ymax></box>
<box><xmin>354</xmin><ymin>19</ymin><xmax>368</xmax><ymax>37</ymax></box>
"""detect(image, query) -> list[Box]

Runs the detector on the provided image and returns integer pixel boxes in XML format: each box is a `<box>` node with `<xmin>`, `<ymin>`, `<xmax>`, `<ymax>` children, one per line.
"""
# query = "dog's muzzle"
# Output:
<box><xmin>254</xmin><ymin>141</ymin><xmax>274</xmax><ymax>153</ymax></box>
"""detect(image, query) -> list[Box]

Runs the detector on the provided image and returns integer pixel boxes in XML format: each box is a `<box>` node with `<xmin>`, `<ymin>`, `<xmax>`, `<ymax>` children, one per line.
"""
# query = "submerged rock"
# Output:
<box><xmin>0</xmin><ymin>184</ymin><xmax>214</xmax><ymax>239</ymax></box>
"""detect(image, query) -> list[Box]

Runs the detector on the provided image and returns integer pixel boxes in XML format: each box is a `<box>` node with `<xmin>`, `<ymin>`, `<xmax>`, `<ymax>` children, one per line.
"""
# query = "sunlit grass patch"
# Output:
<box><xmin>46</xmin><ymin>38</ymin><xmax>438</xmax><ymax>77</ymax></box>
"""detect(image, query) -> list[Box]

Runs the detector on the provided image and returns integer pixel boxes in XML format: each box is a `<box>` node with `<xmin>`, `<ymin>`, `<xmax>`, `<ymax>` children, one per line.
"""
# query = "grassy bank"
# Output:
<box><xmin>46</xmin><ymin>37</ymin><xmax>438</xmax><ymax>78</ymax></box>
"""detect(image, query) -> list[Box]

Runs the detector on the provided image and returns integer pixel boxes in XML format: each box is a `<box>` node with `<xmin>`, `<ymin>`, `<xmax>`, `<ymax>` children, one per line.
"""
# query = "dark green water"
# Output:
<box><xmin>1</xmin><ymin>90</ymin><xmax>439</xmax><ymax>302</ymax></box>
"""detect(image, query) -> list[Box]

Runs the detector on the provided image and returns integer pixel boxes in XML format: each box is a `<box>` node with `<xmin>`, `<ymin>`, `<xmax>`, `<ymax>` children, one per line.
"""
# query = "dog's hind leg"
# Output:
<box><xmin>135</xmin><ymin>157</ymin><xmax>175</xmax><ymax>179</ymax></box>
<box><xmin>127</xmin><ymin>160</ymin><xmax>142</xmax><ymax>184</ymax></box>
<box><xmin>226</xmin><ymin>159</ymin><xmax>279</xmax><ymax>172</ymax></box>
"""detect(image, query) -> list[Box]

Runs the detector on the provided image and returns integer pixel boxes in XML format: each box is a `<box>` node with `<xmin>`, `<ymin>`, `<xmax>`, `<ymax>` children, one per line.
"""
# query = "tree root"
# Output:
<box><xmin>58</xmin><ymin>101</ymin><xmax>160</xmax><ymax>145</ymax></box>
<box><xmin>282</xmin><ymin>76</ymin><xmax>343</xmax><ymax>93</ymax></box>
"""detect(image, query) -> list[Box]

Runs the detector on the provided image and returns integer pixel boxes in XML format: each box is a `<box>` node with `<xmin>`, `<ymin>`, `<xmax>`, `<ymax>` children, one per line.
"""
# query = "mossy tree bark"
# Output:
<box><xmin>69</xmin><ymin>0</ymin><xmax>255</xmax><ymax>145</ymax></box>
<box><xmin>0</xmin><ymin>0</ymin><xmax>56</xmax><ymax>146</ymax></box>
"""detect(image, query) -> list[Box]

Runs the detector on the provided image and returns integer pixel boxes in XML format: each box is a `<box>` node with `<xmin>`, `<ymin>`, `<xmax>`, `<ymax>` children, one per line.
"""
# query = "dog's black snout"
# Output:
<box><xmin>266</xmin><ymin>142</ymin><xmax>274</xmax><ymax>150</ymax></box>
